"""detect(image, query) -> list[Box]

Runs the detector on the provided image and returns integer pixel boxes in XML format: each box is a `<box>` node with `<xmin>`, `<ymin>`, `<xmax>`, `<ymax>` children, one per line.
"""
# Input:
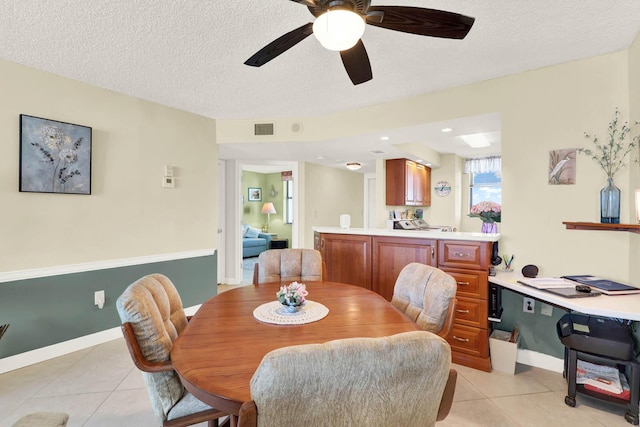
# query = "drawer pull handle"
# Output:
<box><xmin>452</xmin><ymin>336</ymin><xmax>470</xmax><ymax>343</ymax></box>
<box><xmin>457</xmin><ymin>281</ymin><xmax>470</xmax><ymax>286</ymax></box>
<box><xmin>453</xmin><ymin>253</ymin><xmax>470</xmax><ymax>257</ymax></box>
<box><xmin>456</xmin><ymin>309</ymin><xmax>470</xmax><ymax>314</ymax></box>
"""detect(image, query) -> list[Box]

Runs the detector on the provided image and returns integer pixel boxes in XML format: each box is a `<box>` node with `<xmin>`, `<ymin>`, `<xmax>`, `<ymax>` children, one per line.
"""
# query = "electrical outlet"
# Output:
<box><xmin>523</xmin><ymin>297</ymin><xmax>535</xmax><ymax>313</ymax></box>
<box><xmin>541</xmin><ymin>303</ymin><xmax>553</xmax><ymax>316</ymax></box>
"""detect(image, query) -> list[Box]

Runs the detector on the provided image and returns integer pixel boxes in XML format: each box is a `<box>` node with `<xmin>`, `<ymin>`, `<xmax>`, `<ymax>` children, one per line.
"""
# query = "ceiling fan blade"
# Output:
<box><xmin>340</xmin><ymin>40</ymin><xmax>372</xmax><ymax>85</ymax></box>
<box><xmin>366</xmin><ymin>6</ymin><xmax>474</xmax><ymax>39</ymax></box>
<box><xmin>244</xmin><ymin>23</ymin><xmax>314</xmax><ymax>67</ymax></box>
<box><xmin>289</xmin><ymin>0</ymin><xmax>319</xmax><ymax>7</ymax></box>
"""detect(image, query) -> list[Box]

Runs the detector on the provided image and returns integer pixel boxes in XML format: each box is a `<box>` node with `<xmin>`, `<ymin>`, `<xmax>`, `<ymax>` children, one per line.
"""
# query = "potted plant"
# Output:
<box><xmin>469</xmin><ymin>201</ymin><xmax>501</xmax><ymax>233</ymax></box>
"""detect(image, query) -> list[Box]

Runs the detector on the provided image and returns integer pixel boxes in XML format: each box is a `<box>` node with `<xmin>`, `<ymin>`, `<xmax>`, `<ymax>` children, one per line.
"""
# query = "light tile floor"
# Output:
<box><xmin>1</xmin><ymin>283</ymin><xmax>635</xmax><ymax>426</ymax></box>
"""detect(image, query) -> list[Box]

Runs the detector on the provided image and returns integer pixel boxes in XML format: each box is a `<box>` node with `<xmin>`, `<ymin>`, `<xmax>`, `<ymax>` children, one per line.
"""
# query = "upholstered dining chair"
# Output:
<box><xmin>236</xmin><ymin>331</ymin><xmax>457</xmax><ymax>427</ymax></box>
<box><xmin>252</xmin><ymin>248</ymin><xmax>325</xmax><ymax>284</ymax></box>
<box><xmin>116</xmin><ymin>274</ymin><xmax>227</xmax><ymax>427</ymax></box>
<box><xmin>391</xmin><ymin>263</ymin><xmax>458</xmax><ymax>339</ymax></box>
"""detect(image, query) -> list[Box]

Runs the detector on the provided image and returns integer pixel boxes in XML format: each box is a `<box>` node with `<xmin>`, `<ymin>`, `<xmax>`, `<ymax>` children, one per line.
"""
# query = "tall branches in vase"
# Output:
<box><xmin>577</xmin><ymin>109</ymin><xmax>639</xmax><ymax>223</ymax></box>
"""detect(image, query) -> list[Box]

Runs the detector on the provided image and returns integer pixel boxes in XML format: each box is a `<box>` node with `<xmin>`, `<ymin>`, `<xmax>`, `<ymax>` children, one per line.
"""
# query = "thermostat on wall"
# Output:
<box><xmin>163</xmin><ymin>176</ymin><xmax>175</xmax><ymax>188</ymax></box>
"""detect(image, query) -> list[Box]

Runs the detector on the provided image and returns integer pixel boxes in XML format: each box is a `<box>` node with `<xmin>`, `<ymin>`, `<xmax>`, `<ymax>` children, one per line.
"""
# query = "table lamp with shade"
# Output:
<box><xmin>261</xmin><ymin>202</ymin><xmax>277</xmax><ymax>232</ymax></box>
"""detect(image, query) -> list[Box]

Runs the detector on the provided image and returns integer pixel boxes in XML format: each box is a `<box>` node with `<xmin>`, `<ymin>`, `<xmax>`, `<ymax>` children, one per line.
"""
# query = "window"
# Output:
<box><xmin>285</xmin><ymin>180</ymin><xmax>293</xmax><ymax>224</ymax></box>
<box><xmin>470</xmin><ymin>171</ymin><xmax>502</xmax><ymax>208</ymax></box>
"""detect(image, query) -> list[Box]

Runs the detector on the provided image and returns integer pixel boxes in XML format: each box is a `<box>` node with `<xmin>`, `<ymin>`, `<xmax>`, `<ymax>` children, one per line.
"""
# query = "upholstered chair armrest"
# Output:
<box><xmin>437</xmin><ymin>368</ymin><xmax>458</xmax><ymax>421</ymax></box>
<box><xmin>437</xmin><ymin>298</ymin><xmax>457</xmax><ymax>339</ymax></box>
<box><xmin>257</xmin><ymin>233</ymin><xmax>272</xmax><ymax>245</ymax></box>
<box><xmin>237</xmin><ymin>401</ymin><xmax>258</xmax><ymax>427</ymax></box>
<box><xmin>121</xmin><ymin>322</ymin><xmax>174</xmax><ymax>373</ymax></box>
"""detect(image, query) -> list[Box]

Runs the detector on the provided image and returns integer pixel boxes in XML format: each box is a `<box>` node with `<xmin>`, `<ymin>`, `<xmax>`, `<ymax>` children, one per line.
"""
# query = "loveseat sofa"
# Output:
<box><xmin>242</xmin><ymin>224</ymin><xmax>272</xmax><ymax>258</ymax></box>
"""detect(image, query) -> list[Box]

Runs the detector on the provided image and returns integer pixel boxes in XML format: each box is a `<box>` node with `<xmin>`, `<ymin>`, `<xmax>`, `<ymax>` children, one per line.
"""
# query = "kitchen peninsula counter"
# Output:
<box><xmin>312</xmin><ymin>226</ymin><xmax>500</xmax><ymax>242</ymax></box>
<box><xmin>313</xmin><ymin>226</ymin><xmax>500</xmax><ymax>372</ymax></box>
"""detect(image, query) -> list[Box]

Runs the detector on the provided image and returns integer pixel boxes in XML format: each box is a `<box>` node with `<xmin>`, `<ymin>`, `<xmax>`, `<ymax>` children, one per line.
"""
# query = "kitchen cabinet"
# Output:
<box><xmin>314</xmin><ymin>232</ymin><xmax>372</xmax><ymax>290</ymax></box>
<box><xmin>385</xmin><ymin>158</ymin><xmax>431</xmax><ymax>206</ymax></box>
<box><xmin>371</xmin><ymin>236</ymin><xmax>437</xmax><ymax>301</ymax></box>
<box><xmin>315</xmin><ymin>229</ymin><xmax>496</xmax><ymax>372</ymax></box>
<box><xmin>439</xmin><ymin>240</ymin><xmax>493</xmax><ymax>372</ymax></box>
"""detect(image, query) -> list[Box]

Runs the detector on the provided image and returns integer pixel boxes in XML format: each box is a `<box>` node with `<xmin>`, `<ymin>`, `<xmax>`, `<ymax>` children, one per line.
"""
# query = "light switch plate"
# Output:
<box><xmin>164</xmin><ymin>165</ymin><xmax>174</xmax><ymax>177</ymax></box>
<box><xmin>541</xmin><ymin>303</ymin><xmax>553</xmax><ymax>316</ymax></box>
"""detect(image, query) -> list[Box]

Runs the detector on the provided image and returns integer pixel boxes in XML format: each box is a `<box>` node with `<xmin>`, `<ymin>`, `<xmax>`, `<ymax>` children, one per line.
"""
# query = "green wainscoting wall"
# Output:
<box><xmin>496</xmin><ymin>288</ymin><xmax>566</xmax><ymax>359</ymax></box>
<box><xmin>0</xmin><ymin>253</ymin><xmax>217</xmax><ymax>358</ymax></box>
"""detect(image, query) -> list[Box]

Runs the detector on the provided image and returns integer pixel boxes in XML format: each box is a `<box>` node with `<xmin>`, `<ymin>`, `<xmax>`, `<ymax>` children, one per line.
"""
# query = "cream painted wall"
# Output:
<box><xmin>0</xmin><ymin>59</ymin><xmax>217</xmax><ymax>270</ymax></box>
<box><xmin>628</xmin><ymin>33</ymin><xmax>640</xmax><ymax>281</ymax></box>
<box><xmin>303</xmin><ymin>163</ymin><xmax>364</xmax><ymax>248</ymax></box>
<box><xmin>219</xmin><ymin>48</ymin><xmax>639</xmax><ymax>283</ymax></box>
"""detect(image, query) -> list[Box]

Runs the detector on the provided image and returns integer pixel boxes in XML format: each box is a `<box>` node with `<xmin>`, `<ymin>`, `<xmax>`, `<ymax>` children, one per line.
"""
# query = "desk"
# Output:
<box><xmin>490</xmin><ymin>271</ymin><xmax>640</xmax><ymax>321</ymax></box>
<box><xmin>171</xmin><ymin>281</ymin><xmax>420</xmax><ymax>417</ymax></box>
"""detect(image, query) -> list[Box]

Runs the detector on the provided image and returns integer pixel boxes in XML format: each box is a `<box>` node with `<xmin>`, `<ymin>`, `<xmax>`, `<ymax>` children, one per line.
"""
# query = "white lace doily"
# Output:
<box><xmin>253</xmin><ymin>300</ymin><xmax>329</xmax><ymax>325</ymax></box>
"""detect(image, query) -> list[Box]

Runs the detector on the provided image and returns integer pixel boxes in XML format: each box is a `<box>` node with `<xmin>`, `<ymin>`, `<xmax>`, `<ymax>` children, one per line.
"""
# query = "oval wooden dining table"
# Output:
<box><xmin>171</xmin><ymin>281</ymin><xmax>420</xmax><ymax>420</ymax></box>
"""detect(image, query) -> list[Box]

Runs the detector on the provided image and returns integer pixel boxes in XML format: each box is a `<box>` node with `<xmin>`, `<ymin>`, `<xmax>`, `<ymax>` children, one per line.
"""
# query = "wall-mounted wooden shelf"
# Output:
<box><xmin>563</xmin><ymin>221</ymin><xmax>640</xmax><ymax>233</ymax></box>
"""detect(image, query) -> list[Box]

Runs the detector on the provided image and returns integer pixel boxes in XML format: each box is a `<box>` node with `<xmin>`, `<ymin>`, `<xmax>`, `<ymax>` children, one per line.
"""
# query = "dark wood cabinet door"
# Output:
<box><xmin>386</xmin><ymin>158</ymin><xmax>431</xmax><ymax>207</ymax></box>
<box><xmin>321</xmin><ymin>234</ymin><xmax>372</xmax><ymax>290</ymax></box>
<box><xmin>371</xmin><ymin>236</ymin><xmax>437</xmax><ymax>301</ymax></box>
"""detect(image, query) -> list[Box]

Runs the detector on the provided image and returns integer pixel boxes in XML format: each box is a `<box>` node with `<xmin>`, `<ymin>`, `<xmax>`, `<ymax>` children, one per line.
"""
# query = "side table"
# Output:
<box><xmin>270</xmin><ymin>238</ymin><xmax>289</xmax><ymax>249</ymax></box>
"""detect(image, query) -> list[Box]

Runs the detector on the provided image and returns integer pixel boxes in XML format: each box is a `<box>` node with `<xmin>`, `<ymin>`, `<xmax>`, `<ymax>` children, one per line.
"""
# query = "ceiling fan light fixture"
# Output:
<box><xmin>346</xmin><ymin>162</ymin><xmax>362</xmax><ymax>170</ymax></box>
<box><xmin>313</xmin><ymin>9</ymin><xmax>365</xmax><ymax>51</ymax></box>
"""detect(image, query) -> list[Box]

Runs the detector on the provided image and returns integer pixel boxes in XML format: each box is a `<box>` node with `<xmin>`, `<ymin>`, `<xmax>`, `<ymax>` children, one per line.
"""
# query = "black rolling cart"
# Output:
<box><xmin>557</xmin><ymin>313</ymin><xmax>640</xmax><ymax>425</ymax></box>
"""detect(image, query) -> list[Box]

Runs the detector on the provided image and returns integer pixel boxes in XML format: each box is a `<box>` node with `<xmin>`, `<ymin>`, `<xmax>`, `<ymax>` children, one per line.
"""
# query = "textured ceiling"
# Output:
<box><xmin>1</xmin><ymin>1</ymin><xmax>639</xmax><ymax>171</ymax></box>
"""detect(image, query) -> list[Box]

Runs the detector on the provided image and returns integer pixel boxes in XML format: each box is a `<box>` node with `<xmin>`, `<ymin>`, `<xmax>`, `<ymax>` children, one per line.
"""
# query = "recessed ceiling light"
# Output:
<box><xmin>380</xmin><ymin>136</ymin><xmax>389</xmax><ymax>140</ymax></box>
<box><xmin>317</xmin><ymin>155</ymin><xmax>326</xmax><ymax>160</ymax></box>
<box><xmin>460</xmin><ymin>133</ymin><xmax>490</xmax><ymax>148</ymax></box>
<box><xmin>441</xmin><ymin>128</ymin><xmax>453</xmax><ymax>133</ymax></box>
<box><xmin>370</xmin><ymin>149</ymin><xmax>385</xmax><ymax>154</ymax></box>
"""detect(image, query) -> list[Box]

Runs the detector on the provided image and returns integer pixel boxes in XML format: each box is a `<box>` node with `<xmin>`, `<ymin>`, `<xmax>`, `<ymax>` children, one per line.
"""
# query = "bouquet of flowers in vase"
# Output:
<box><xmin>276</xmin><ymin>282</ymin><xmax>308</xmax><ymax>312</ymax></box>
<box><xmin>469</xmin><ymin>201</ymin><xmax>501</xmax><ymax>223</ymax></box>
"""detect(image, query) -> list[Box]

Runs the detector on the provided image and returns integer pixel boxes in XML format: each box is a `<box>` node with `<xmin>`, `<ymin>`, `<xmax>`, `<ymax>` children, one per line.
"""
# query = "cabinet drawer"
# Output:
<box><xmin>442</xmin><ymin>268</ymin><xmax>488</xmax><ymax>300</ymax></box>
<box><xmin>447</xmin><ymin>324</ymin><xmax>489</xmax><ymax>357</ymax></box>
<box><xmin>438</xmin><ymin>240</ymin><xmax>491</xmax><ymax>270</ymax></box>
<box><xmin>454</xmin><ymin>297</ymin><xmax>488</xmax><ymax>329</ymax></box>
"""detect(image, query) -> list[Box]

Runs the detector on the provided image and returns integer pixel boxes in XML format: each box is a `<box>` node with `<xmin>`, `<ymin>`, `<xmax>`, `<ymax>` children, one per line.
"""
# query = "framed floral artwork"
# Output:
<box><xmin>19</xmin><ymin>114</ymin><xmax>92</xmax><ymax>195</ymax></box>
<box><xmin>248</xmin><ymin>187</ymin><xmax>262</xmax><ymax>201</ymax></box>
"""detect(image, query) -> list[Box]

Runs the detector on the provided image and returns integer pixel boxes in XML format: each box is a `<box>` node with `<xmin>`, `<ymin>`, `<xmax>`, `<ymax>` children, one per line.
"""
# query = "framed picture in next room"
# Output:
<box><xmin>248</xmin><ymin>187</ymin><xmax>262</xmax><ymax>202</ymax></box>
<box><xmin>19</xmin><ymin>114</ymin><xmax>92</xmax><ymax>195</ymax></box>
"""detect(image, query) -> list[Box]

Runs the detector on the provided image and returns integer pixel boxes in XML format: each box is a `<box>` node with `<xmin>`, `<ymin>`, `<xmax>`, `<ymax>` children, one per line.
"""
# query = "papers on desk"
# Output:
<box><xmin>517</xmin><ymin>277</ymin><xmax>574</xmax><ymax>289</ymax></box>
<box><xmin>517</xmin><ymin>277</ymin><xmax>602</xmax><ymax>298</ymax></box>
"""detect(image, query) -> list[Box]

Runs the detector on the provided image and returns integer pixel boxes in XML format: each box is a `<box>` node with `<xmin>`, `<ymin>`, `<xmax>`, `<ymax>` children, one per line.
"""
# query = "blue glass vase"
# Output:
<box><xmin>600</xmin><ymin>177</ymin><xmax>620</xmax><ymax>224</ymax></box>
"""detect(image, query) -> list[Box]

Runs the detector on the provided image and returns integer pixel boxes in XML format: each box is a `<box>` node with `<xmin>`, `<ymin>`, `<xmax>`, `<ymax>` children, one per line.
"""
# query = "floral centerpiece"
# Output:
<box><xmin>469</xmin><ymin>201</ymin><xmax>501</xmax><ymax>233</ymax></box>
<box><xmin>577</xmin><ymin>109</ymin><xmax>639</xmax><ymax>224</ymax></box>
<box><xmin>276</xmin><ymin>281</ymin><xmax>308</xmax><ymax>313</ymax></box>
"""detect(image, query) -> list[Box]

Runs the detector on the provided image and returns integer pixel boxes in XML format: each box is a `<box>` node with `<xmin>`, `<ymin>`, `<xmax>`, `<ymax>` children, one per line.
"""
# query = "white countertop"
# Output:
<box><xmin>490</xmin><ymin>270</ymin><xmax>640</xmax><ymax>321</ymax></box>
<box><xmin>312</xmin><ymin>227</ymin><xmax>500</xmax><ymax>242</ymax></box>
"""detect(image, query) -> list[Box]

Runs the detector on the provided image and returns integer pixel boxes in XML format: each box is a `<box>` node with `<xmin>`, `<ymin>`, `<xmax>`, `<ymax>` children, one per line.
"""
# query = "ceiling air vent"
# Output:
<box><xmin>254</xmin><ymin>123</ymin><xmax>275</xmax><ymax>136</ymax></box>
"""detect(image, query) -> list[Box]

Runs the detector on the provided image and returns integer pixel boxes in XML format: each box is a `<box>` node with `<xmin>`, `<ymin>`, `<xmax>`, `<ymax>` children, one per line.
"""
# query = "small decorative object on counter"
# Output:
<box><xmin>276</xmin><ymin>281</ymin><xmax>308</xmax><ymax>313</ymax></box>
<box><xmin>578</xmin><ymin>109</ymin><xmax>639</xmax><ymax>224</ymax></box>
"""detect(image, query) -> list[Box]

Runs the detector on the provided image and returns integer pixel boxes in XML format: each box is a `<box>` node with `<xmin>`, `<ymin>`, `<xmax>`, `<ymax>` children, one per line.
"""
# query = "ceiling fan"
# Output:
<box><xmin>244</xmin><ymin>0</ymin><xmax>475</xmax><ymax>85</ymax></box>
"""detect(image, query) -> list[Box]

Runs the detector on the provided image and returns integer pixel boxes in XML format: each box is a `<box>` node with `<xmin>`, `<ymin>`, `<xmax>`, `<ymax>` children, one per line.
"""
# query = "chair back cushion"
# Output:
<box><xmin>391</xmin><ymin>263</ymin><xmax>457</xmax><ymax>334</ymax></box>
<box><xmin>250</xmin><ymin>331</ymin><xmax>451</xmax><ymax>427</ymax></box>
<box><xmin>257</xmin><ymin>249</ymin><xmax>322</xmax><ymax>283</ymax></box>
<box><xmin>116</xmin><ymin>273</ymin><xmax>188</xmax><ymax>420</ymax></box>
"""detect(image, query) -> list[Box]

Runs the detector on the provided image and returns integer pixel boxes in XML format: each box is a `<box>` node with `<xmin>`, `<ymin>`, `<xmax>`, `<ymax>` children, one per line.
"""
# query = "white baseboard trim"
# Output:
<box><xmin>517</xmin><ymin>348</ymin><xmax>564</xmax><ymax>373</ymax></box>
<box><xmin>0</xmin><ymin>304</ymin><xmax>202</xmax><ymax>375</ymax></box>
<box><xmin>0</xmin><ymin>249</ymin><xmax>216</xmax><ymax>283</ymax></box>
